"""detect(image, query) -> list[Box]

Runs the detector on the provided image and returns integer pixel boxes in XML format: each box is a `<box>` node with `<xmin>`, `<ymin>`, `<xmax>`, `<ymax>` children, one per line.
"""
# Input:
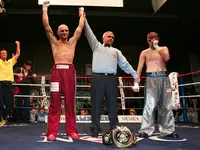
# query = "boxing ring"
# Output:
<box><xmin>1</xmin><ymin>71</ymin><xmax>200</xmax><ymax>150</ymax></box>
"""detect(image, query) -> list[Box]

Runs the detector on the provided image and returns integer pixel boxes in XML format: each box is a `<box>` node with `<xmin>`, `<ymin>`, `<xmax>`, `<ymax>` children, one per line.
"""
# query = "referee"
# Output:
<box><xmin>84</xmin><ymin>18</ymin><xmax>140</xmax><ymax>137</ymax></box>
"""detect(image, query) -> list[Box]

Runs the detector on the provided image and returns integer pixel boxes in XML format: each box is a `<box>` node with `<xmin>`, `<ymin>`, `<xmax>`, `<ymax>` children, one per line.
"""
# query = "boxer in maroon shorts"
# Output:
<box><xmin>42</xmin><ymin>1</ymin><xmax>84</xmax><ymax>140</ymax></box>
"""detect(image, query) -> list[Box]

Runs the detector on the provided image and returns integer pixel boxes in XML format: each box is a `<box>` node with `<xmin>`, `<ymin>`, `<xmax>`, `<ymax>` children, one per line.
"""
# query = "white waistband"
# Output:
<box><xmin>56</xmin><ymin>65</ymin><xmax>69</xmax><ymax>69</ymax></box>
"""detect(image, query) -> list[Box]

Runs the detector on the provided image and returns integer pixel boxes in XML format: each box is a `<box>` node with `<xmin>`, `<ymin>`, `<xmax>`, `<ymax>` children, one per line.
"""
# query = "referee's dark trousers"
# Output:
<box><xmin>90</xmin><ymin>73</ymin><xmax>119</xmax><ymax>135</ymax></box>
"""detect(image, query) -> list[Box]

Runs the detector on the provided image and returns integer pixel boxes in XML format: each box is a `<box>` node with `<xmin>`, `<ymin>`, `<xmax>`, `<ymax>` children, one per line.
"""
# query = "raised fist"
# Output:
<box><xmin>15</xmin><ymin>41</ymin><xmax>20</xmax><ymax>45</ymax></box>
<box><xmin>43</xmin><ymin>1</ymin><xmax>50</xmax><ymax>10</ymax></box>
<box><xmin>132</xmin><ymin>82</ymin><xmax>140</xmax><ymax>92</ymax></box>
<box><xmin>43</xmin><ymin>1</ymin><xmax>50</xmax><ymax>6</ymax></box>
<box><xmin>79</xmin><ymin>7</ymin><xmax>84</xmax><ymax>17</ymax></box>
<box><xmin>152</xmin><ymin>40</ymin><xmax>160</xmax><ymax>50</ymax></box>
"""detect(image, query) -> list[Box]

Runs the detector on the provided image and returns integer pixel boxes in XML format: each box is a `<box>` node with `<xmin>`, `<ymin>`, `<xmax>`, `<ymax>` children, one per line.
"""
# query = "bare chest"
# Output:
<box><xmin>146</xmin><ymin>51</ymin><xmax>162</xmax><ymax>62</ymax></box>
<box><xmin>52</xmin><ymin>43</ymin><xmax>75</xmax><ymax>56</ymax></box>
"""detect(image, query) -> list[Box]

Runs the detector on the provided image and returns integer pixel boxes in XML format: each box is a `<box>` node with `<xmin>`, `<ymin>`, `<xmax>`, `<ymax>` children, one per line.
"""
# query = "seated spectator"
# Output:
<box><xmin>187</xmin><ymin>107</ymin><xmax>199</xmax><ymax>123</ymax></box>
<box><xmin>129</xmin><ymin>109</ymin><xmax>136</xmax><ymax>115</ymax></box>
<box><xmin>30</xmin><ymin>109</ymin><xmax>37</xmax><ymax>123</ymax></box>
<box><xmin>36</xmin><ymin>108</ymin><xmax>47</xmax><ymax>123</ymax></box>
<box><xmin>175</xmin><ymin>109</ymin><xmax>184</xmax><ymax>122</ymax></box>
<box><xmin>80</xmin><ymin>109</ymin><xmax>86</xmax><ymax>115</ymax></box>
<box><xmin>83</xmin><ymin>99</ymin><xmax>91</xmax><ymax>114</ymax></box>
<box><xmin>187</xmin><ymin>97</ymin><xmax>199</xmax><ymax>123</ymax></box>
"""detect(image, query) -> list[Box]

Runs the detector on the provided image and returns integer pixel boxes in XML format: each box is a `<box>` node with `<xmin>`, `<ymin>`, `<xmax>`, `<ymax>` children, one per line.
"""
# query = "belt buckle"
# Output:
<box><xmin>104</xmin><ymin>73</ymin><xmax>108</xmax><ymax>76</ymax></box>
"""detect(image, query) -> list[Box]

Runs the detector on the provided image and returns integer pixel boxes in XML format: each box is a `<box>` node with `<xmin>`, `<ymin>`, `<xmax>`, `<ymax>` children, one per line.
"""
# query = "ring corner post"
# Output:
<box><xmin>179</xmin><ymin>76</ymin><xmax>188</xmax><ymax>122</ymax></box>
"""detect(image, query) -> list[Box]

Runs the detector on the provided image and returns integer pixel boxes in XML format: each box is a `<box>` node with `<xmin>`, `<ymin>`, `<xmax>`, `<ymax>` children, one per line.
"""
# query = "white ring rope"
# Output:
<box><xmin>14</xmin><ymin>94</ymin><xmax>144</xmax><ymax>99</ymax></box>
<box><xmin>14</xmin><ymin>94</ymin><xmax>200</xmax><ymax>99</ymax></box>
<box><xmin>12</xmin><ymin>83</ymin><xmax>49</xmax><ymax>86</ymax></box>
<box><xmin>13</xmin><ymin>82</ymin><xmax>200</xmax><ymax>88</ymax></box>
<box><xmin>178</xmin><ymin>82</ymin><xmax>200</xmax><ymax>87</ymax></box>
<box><xmin>180</xmin><ymin>95</ymin><xmax>200</xmax><ymax>98</ymax></box>
<box><xmin>12</xmin><ymin>83</ymin><xmax>144</xmax><ymax>88</ymax></box>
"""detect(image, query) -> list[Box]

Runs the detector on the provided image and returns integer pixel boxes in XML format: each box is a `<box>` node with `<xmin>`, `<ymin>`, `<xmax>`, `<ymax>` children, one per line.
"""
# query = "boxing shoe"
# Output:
<box><xmin>46</xmin><ymin>134</ymin><xmax>56</xmax><ymax>141</ymax></box>
<box><xmin>158</xmin><ymin>132</ymin><xmax>179</xmax><ymax>140</ymax></box>
<box><xmin>68</xmin><ymin>133</ymin><xmax>80</xmax><ymax>139</ymax></box>
<box><xmin>138</xmin><ymin>132</ymin><xmax>149</xmax><ymax>138</ymax></box>
<box><xmin>90</xmin><ymin>127</ymin><xmax>101</xmax><ymax>138</ymax></box>
<box><xmin>91</xmin><ymin>131</ymin><xmax>99</xmax><ymax>138</ymax></box>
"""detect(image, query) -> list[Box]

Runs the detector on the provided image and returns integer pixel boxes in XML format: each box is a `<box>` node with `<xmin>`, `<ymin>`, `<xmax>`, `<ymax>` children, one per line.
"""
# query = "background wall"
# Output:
<box><xmin>0</xmin><ymin>0</ymin><xmax>199</xmax><ymax>76</ymax></box>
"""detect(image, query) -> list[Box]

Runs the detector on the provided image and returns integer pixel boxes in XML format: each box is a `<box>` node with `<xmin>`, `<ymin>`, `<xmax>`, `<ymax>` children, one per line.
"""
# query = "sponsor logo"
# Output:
<box><xmin>45</xmin><ymin>115</ymin><xmax>142</xmax><ymax>123</ymax></box>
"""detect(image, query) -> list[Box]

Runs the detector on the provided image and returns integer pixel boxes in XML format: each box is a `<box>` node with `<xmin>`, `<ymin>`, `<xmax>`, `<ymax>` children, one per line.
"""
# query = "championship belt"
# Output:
<box><xmin>102</xmin><ymin>126</ymin><xmax>136</xmax><ymax>148</ymax></box>
<box><xmin>41</xmin><ymin>76</ymin><xmax>49</xmax><ymax>110</ymax></box>
<box><xmin>102</xmin><ymin>131</ymin><xmax>113</xmax><ymax>145</ymax></box>
<box><xmin>168</xmin><ymin>72</ymin><xmax>181</xmax><ymax>110</ymax></box>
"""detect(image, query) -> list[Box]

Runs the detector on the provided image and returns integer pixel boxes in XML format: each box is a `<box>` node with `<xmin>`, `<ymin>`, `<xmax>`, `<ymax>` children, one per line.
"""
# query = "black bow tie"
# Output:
<box><xmin>104</xmin><ymin>44</ymin><xmax>110</xmax><ymax>47</ymax></box>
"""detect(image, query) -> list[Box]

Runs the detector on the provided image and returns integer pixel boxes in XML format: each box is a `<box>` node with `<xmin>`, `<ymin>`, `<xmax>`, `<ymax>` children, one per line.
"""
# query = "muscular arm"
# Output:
<box><xmin>158</xmin><ymin>47</ymin><xmax>170</xmax><ymax>62</ymax></box>
<box><xmin>117</xmin><ymin>50</ymin><xmax>139</xmax><ymax>79</ymax></box>
<box><xmin>70</xmin><ymin>15</ymin><xmax>84</xmax><ymax>43</ymax></box>
<box><xmin>136</xmin><ymin>51</ymin><xmax>145</xmax><ymax>76</ymax></box>
<box><xmin>84</xmin><ymin>19</ymin><xmax>99</xmax><ymax>51</ymax></box>
<box><xmin>42</xmin><ymin>9</ymin><xmax>57</xmax><ymax>44</ymax></box>
<box><xmin>13</xmin><ymin>41</ymin><xmax>20</xmax><ymax>61</ymax></box>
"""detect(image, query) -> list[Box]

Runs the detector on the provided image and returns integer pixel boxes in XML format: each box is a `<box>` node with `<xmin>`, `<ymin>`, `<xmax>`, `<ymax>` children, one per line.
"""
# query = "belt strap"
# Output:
<box><xmin>93</xmin><ymin>73</ymin><xmax>115</xmax><ymax>76</ymax></box>
<box><xmin>146</xmin><ymin>71</ymin><xmax>167</xmax><ymax>77</ymax></box>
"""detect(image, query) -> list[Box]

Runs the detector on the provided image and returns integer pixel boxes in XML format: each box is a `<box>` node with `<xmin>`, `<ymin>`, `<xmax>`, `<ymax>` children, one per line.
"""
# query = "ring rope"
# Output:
<box><xmin>12</xmin><ymin>83</ymin><xmax>145</xmax><ymax>88</ymax></box>
<box><xmin>13</xmin><ymin>82</ymin><xmax>200</xmax><ymax>88</ymax></box>
<box><xmin>14</xmin><ymin>94</ymin><xmax>200</xmax><ymax>99</ymax></box>
<box><xmin>12</xmin><ymin>83</ymin><xmax>49</xmax><ymax>87</ymax></box>
<box><xmin>14</xmin><ymin>94</ymin><xmax>145</xmax><ymax>99</ymax></box>
<box><xmin>178</xmin><ymin>82</ymin><xmax>200</xmax><ymax>87</ymax></box>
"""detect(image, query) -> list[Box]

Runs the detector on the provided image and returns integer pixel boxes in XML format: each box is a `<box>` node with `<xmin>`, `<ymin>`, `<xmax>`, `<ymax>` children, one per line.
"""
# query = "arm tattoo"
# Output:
<box><xmin>45</xmin><ymin>26</ymin><xmax>57</xmax><ymax>43</ymax></box>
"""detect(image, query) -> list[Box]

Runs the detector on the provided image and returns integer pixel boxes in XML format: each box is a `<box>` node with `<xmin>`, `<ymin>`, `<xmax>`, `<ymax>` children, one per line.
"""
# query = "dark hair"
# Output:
<box><xmin>24</xmin><ymin>60</ymin><xmax>32</xmax><ymax>66</ymax></box>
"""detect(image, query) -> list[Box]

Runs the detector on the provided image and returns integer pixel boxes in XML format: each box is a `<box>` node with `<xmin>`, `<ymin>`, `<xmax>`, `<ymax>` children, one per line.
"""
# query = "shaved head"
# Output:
<box><xmin>57</xmin><ymin>24</ymin><xmax>69</xmax><ymax>40</ymax></box>
<box><xmin>58</xmin><ymin>24</ymin><xmax>69</xmax><ymax>32</ymax></box>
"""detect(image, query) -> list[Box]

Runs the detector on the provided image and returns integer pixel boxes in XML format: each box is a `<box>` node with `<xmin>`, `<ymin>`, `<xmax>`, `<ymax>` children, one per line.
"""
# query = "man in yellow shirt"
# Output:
<box><xmin>0</xmin><ymin>41</ymin><xmax>20</xmax><ymax>126</ymax></box>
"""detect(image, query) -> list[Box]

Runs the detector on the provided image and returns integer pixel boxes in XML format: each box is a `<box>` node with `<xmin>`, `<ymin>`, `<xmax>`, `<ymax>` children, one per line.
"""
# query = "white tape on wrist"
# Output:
<box><xmin>79</xmin><ymin>7</ymin><xmax>84</xmax><ymax>16</ymax></box>
<box><xmin>79</xmin><ymin>7</ymin><xmax>84</xmax><ymax>11</ymax></box>
<box><xmin>132</xmin><ymin>82</ymin><xmax>139</xmax><ymax>91</ymax></box>
<box><xmin>43</xmin><ymin>6</ymin><xmax>48</xmax><ymax>11</ymax></box>
<box><xmin>153</xmin><ymin>40</ymin><xmax>160</xmax><ymax>51</ymax></box>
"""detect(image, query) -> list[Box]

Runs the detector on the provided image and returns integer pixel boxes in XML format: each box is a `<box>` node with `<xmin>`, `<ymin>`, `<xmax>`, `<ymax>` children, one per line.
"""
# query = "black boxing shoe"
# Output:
<box><xmin>91</xmin><ymin>131</ymin><xmax>99</xmax><ymax>138</ymax></box>
<box><xmin>159</xmin><ymin>132</ymin><xmax>179</xmax><ymax>140</ymax></box>
<box><xmin>90</xmin><ymin>127</ymin><xmax>101</xmax><ymax>138</ymax></box>
<box><xmin>138</xmin><ymin>132</ymin><xmax>149</xmax><ymax>138</ymax></box>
